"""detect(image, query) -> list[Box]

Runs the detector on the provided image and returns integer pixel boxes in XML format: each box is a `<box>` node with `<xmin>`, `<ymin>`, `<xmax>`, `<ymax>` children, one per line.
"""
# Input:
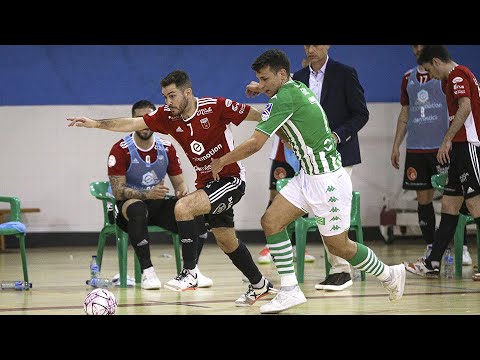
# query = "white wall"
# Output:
<box><xmin>0</xmin><ymin>103</ymin><xmax>404</xmax><ymax>232</ymax></box>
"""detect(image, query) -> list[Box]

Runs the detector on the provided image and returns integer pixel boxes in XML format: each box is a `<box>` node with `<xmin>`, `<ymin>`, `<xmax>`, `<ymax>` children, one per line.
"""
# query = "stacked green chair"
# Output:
<box><xmin>89</xmin><ymin>181</ymin><xmax>182</xmax><ymax>288</ymax></box>
<box><xmin>430</xmin><ymin>173</ymin><xmax>480</xmax><ymax>277</ymax></box>
<box><xmin>0</xmin><ymin>196</ymin><xmax>29</xmax><ymax>287</ymax></box>
<box><xmin>276</xmin><ymin>178</ymin><xmax>366</xmax><ymax>283</ymax></box>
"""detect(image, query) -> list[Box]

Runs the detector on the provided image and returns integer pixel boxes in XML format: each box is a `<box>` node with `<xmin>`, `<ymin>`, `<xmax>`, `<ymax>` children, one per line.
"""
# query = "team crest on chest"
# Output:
<box><xmin>200</xmin><ymin>118</ymin><xmax>210</xmax><ymax>129</ymax></box>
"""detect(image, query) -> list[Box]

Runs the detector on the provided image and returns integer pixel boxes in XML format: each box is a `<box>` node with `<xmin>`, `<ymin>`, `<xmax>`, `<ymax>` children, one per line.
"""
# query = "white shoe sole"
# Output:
<box><xmin>314</xmin><ymin>283</ymin><xmax>326</xmax><ymax>290</ymax></box>
<box><xmin>323</xmin><ymin>279</ymin><xmax>353</xmax><ymax>291</ymax></box>
<box><xmin>163</xmin><ymin>283</ymin><xmax>197</xmax><ymax>292</ymax></box>
<box><xmin>197</xmin><ymin>280</ymin><xmax>213</xmax><ymax>288</ymax></box>
<box><xmin>141</xmin><ymin>285</ymin><xmax>161</xmax><ymax>290</ymax></box>
<box><xmin>260</xmin><ymin>295</ymin><xmax>307</xmax><ymax>314</ymax></box>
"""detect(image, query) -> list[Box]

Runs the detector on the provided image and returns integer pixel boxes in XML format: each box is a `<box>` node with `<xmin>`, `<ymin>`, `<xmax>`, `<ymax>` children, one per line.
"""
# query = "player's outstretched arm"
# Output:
<box><xmin>66</xmin><ymin>116</ymin><xmax>148</xmax><ymax>132</ymax></box>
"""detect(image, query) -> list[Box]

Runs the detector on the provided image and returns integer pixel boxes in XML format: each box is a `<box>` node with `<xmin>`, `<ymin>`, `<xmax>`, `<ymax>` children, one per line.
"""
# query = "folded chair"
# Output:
<box><xmin>276</xmin><ymin>178</ymin><xmax>366</xmax><ymax>283</ymax></box>
<box><xmin>431</xmin><ymin>173</ymin><xmax>480</xmax><ymax>277</ymax></box>
<box><xmin>89</xmin><ymin>181</ymin><xmax>182</xmax><ymax>288</ymax></box>
<box><xmin>0</xmin><ymin>196</ymin><xmax>29</xmax><ymax>286</ymax></box>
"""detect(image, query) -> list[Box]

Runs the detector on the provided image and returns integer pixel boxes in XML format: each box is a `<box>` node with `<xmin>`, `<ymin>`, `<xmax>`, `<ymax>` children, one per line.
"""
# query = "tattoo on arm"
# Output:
<box><xmin>109</xmin><ymin>175</ymin><xmax>148</xmax><ymax>200</ymax></box>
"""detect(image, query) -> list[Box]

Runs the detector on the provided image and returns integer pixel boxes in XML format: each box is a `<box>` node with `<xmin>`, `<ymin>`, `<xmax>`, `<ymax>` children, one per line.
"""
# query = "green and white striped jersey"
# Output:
<box><xmin>256</xmin><ymin>80</ymin><xmax>342</xmax><ymax>175</ymax></box>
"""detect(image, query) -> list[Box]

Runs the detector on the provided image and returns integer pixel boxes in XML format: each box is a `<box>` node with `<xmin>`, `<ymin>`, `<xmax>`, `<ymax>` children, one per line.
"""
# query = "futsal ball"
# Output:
<box><xmin>83</xmin><ymin>288</ymin><xmax>117</xmax><ymax>315</ymax></box>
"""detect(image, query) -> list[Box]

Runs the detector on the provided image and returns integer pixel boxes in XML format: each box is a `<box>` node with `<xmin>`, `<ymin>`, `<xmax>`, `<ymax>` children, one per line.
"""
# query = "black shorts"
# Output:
<box><xmin>202</xmin><ymin>177</ymin><xmax>245</xmax><ymax>229</ymax></box>
<box><xmin>403</xmin><ymin>151</ymin><xmax>448</xmax><ymax>190</ymax></box>
<box><xmin>115</xmin><ymin>197</ymin><xmax>178</xmax><ymax>234</ymax></box>
<box><xmin>269</xmin><ymin>160</ymin><xmax>296</xmax><ymax>190</ymax></box>
<box><xmin>444</xmin><ymin>142</ymin><xmax>480</xmax><ymax>200</ymax></box>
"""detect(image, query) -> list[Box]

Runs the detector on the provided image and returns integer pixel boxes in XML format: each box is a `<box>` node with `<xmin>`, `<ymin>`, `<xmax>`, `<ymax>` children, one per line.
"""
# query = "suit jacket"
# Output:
<box><xmin>292</xmin><ymin>58</ymin><xmax>369</xmax><ymax>167</ymax></box>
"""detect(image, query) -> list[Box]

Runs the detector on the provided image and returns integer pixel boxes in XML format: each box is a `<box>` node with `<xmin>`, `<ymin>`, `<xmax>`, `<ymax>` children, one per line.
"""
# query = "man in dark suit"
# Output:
<box><xmin>292</xmin><ymin>45</ymin><xmax>369</xmax><ymax>291</ymax></box>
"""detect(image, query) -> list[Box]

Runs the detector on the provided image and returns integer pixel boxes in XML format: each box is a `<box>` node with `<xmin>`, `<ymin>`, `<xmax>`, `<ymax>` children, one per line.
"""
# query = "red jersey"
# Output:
<box><xmin>143</xmin><ymin>97</ymin><xmax>250</xmax><ymax>189</ymax></box>
<box><xmin>108</xmin><ymin>133</ymin><xmax>182</xmax><ymax>177</ymax></box>
<box><xmin>445</xmin><ymin>64</ymin><xmax>480</xmax><ymax>145</ymax></box>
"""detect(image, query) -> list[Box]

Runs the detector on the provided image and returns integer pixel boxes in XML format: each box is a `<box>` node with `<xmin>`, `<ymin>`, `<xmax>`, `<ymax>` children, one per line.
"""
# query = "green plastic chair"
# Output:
<box><xmin>0</xmin><ymin>196</ymin><xmax>29</xmax><ymax>287</ymax></box>
<box><xmin>276</xmin><ymin>178</ymin><xmax>366</xmax><ymax>283</ymax></box>
<box><xmin>89</xmin><ymin>181</ymin><xmax>182</xmax><ymax>288</ymax></box>
<box><xmin>431</xmin><ymin>173</ymin><xmax>480</xmax><ymax>278</ymax></box>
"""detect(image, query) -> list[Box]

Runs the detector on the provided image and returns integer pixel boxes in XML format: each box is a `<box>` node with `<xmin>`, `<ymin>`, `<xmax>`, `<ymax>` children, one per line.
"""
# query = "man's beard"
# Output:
<box><xmin>135</xmin><ymin>131</ymin><xmax>153</xmax><ymax>141</ymax></box>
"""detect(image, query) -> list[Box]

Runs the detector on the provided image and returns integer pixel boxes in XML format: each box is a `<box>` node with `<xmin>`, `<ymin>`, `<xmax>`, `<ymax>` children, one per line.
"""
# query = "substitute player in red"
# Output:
<box><xmin>404</xmin><ymin>45</ymin><xmax>480</xmax><ymax>277</ymax></box>
<box><xmin>108</xmin><ymin>99</ymin><xmax>212</xmax><ymax>290</ymax></box>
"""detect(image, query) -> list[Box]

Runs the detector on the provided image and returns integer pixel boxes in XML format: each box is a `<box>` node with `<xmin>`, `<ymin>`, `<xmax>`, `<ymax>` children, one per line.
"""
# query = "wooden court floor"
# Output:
<box><xmin>1</xmin><ymin>239</ymin><xmax>479</xmax><ymax>315</ymax></box>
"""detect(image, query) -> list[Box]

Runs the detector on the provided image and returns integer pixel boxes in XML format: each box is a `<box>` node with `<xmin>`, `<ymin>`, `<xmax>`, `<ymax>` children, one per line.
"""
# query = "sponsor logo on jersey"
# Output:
<box><xmin>108</xmin><ymin>155</ymin><xmax>116</xmax><ymax>167</ymax></box>
<box><xmin>190</xmin><ymin>140</ymin><xmax>206</xmax><ymax>155</ymax></box>
<box><xmin>192</xmin><ymin>144</ymin><xmax>223</xmax><ymax>161</ymax></box>
<box><xmin>417</xmin><ymin>89</ymin><xmax>429</xmax><ymax>103</ymax></box>
<box><xmin>452</xmin><ymin>77</ymin><xmax>463</xmax><ymax>84</ymax></box>
<box><xmin>239</xmin><ymin>103</ymin><xmax>246</xmax><ymax>114</ymax></box>
<box><xmin>194</xmin><ymin>164</ymin><xmax>212</xmax><ymax>173</ymax></box>
<box><xmin>262</xmin><ymin>103</ymin><xmax>273</xmax><ymax>121</ymax></box>
<box><xmin>196</xmin><ymin>107</ymin><xmax>213</xmax><ymax>116</ymax></box>
<box><xmin>142</xmin><ymin>170</ymin><xmax>159</xmax><ymax>186</ymax></box>
<box><xmin>200</xmin><ymin>117</ymin><xmax>210</xmax><ymax>129</ymax></box>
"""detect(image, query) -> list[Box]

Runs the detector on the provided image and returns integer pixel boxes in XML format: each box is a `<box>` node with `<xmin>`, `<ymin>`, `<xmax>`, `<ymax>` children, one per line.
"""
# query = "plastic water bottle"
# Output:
<box><xmin>86</xmin><ymin>278</ymin><xmax>113</xmax><ymax>288</ymax></box>
<box><xmin>90</xmin><ymin>255</ymin><xmax>100</xmax><ymax>281</ymax></box>
<box><xmin>444</xmin><ymin>248</ymin><xmax>454</xmax><ymax>279</ymax></box>
<box><xmin>350</xmin><ymin>265</ymin><xmax>361</xmax><ymax>280</ymax></box>
<box><xmin>1</xmin><ymin>280</ymin><xmax>32</xmax><ymax>290</ymax></box>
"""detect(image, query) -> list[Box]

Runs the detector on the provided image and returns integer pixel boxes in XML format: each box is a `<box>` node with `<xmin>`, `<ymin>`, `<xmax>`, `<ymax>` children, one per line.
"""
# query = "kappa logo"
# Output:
<box><xmin>261</xmin><ymin>103</ymin><xmax>273</xmax><ymax>121</ymax></box>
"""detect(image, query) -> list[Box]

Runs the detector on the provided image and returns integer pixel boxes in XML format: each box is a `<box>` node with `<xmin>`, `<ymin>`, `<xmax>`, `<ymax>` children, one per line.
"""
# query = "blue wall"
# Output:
<box><xmin>1</xmin><ymin>45</ymin><xmax>480</xmax><ymax>106</ymax></box>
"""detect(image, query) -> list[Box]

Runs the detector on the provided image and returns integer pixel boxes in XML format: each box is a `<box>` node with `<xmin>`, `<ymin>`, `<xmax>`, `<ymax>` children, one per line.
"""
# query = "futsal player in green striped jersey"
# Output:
<box><xmin>211</xmin><ymin>49</ymin><xmax>406</xmax><ymax>314</ymax></box>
